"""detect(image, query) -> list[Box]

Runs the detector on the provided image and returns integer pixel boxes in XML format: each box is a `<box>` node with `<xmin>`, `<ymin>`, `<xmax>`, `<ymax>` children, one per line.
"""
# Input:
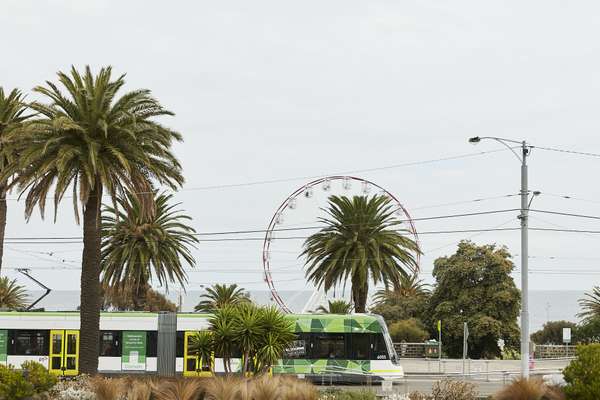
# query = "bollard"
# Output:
<box><xmin>485</xmin><ymin>360</ymin><xmax>490</xmax><ymax>382</ymax></box>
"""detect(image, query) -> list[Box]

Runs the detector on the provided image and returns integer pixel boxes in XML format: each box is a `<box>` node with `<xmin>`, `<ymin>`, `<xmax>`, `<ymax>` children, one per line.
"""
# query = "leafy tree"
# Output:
<box><xmin>188</xmin><ymin>331</ymin><xmax>214</xmax><ymax>373</ymax></box>
<box><xmin>1</xmin><ymin>66</ymin><xmax>184</xmax><ymax>373</ymax></box>
<box><xmin>426</xmin><ymin>241</ymin><xmax>521</xmax><ymax>359</ymax></box>
<box><xmin>195</xmin><ymin>283</ymin><xmax>250</xmax><ymax>312</ymax></box>
<box><xmin>576</xmin><ymin>317</ymin><xmax>600</xmax><ymax>344</ymax></box>
<box><xmin>302</xmin><ymin>195</ymin><xmax>420</xmax><ymax>313</ymax></box>
<box><xmin>101</xmin><ymin>283</ymin><xmax>176</xmax><ymax>312</ymax></box>
<box><xmin>0</xmin><ymin>277</ymin><xmax>28</xmax><ymax>309</ymax></box>
<box><xmin>563</xmin><ymin>344</ymin><xmax>600</xmax><ymax>400</ymax></box>
<box><xmin>101</xmin><ymin>192</ymin><xmax>198</xmax><ymax>301</ymax></box>
<box><xmin>578</xmin><ymin>286</ymin><xmax>600</xmax><ymax>323</ymax></box>
<box><xmin>531</xmin><ymin>320</ymin><xmax>578</xmax><ymax>345</ymax></box>
<box><xmin>389</xmin><ymin>319</ymin><xmax>430</xmax><ymax>342</ymax></box>
<box><xmin>0</xmin><ymin>87</ymin><xmax>31</xmax><ymax>275</ymax></box>
<box><xmin>315</xmin><ymin>299</ymin><xmax>353</xmax><ymax>314</ymax></box>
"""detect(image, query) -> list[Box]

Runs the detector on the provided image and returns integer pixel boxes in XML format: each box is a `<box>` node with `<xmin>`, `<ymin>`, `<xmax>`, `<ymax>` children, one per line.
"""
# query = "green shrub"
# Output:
<box><xmin>21</xmin><ymin>361</ymin><xmax>57</xmax><ymax>394</ymax></box>
<box><xmin>0</xmin><ymin>364</ymin><xmax>34</xmax><ymax>400</ymax></box>
<box><xmin>389</xmin><ymin>318</ymin><xmax>429</xmax><ymax>342</ymax></box>
<box><xmin>563</xmin><ymin>344</ymin><xmax>600</xmax><ymax>400</ymax></box>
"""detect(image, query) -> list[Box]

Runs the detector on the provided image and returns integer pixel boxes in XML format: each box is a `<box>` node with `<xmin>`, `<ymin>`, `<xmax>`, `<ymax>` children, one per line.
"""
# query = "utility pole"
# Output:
<box><xmin>468</xmin><ymin>136</ymin><xmax>532</xmax><ymax>378</ymax></box>
<box><xmin>519</xmin><ymin>140</ymin><xmax>530</xmax><ymax>378</ymax></box>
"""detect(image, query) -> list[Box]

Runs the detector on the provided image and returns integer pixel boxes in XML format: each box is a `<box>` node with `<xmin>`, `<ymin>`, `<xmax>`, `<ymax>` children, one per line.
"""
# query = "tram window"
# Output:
<box><xmin>283</xmin><ymin>334</ymin><xmax>309</xmax><ymax>359</ymax></box>
<box><xmin>147</xmin><ymin>331</ymin><xmax>158</xmax><ymax>357</ymax></box>
<box><xmin>99</xmin><ymin>331</ymin><xmax>121</xmax><ymax>357</ymax></box>
<box><xmin>9</xmin><ymin>330</ymin><xmax>49</xmax><ymax>355</ymax></box>
<box><xmin>372</xmin><ymin>334</ymin><xmax>389</xmax><ymax>360</ymax></box>
<box><xmin>176</xmin><ymin>331</ymin><xmax>184</xmax><ymax>357</ymax></box>
<box><xmin>349</xmin><ymin>334</ymin><xmax>370</xmax><ymax>360</ymax></box>
<box><xmin>312</xmin><ymin>333</ymin><xmax>346</xmax><ymax>359</ymax></box>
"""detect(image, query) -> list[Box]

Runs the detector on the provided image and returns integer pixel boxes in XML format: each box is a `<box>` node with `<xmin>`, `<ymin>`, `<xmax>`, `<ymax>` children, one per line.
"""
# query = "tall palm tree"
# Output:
<box><xmin>315</xmin><ymin>299</ymin><xmax>353</xmax><ymax>314</ymax></box>
<box><xmin>578</xmin><ymin>286</ymin><xmax>600</xmax><ymax>323</ymax></box>
<box><xmin>0</xmin><ymin>87</ymin><xmax>31</xmax><ymax>275</ymax></box>
<box><xmin>209</xmin><ymin>306</ymin><xmax>237</xmax><ymax>373</ymax></box>
<box><xmin>372</xmin><ymin>273</ymin><xmax>429</xmax><ymax>306</ymax></box>
<box><xmin>302</xmin><ymin>195</ymin><xmax>421</xmax><ymax>313</ymax></box>
<box><xmin>0</xmin><ymin>66</ymin><xmax>183</xmax><ymax>373</ymax></box>
<box><xmin>101</xmin><ymin>191</ymin><xmax>198</xmax><ymax>302</ymax></box>
<box><xmin>195</xmin><ymin>283</ymin><xmax>250</xmax><ymax>312</ymax></box>
<box><xmin>0</xmin><ymin>276</ymin><xmax>28</xmax><ymax>309</ymax></box>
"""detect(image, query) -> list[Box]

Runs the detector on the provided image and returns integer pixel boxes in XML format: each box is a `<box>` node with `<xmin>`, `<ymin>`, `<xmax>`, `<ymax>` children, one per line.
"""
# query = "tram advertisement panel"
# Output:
<box><xmin>0</xmin><ymin>330</ymin><xmax>6</xmax><ymax>364</ymax></box>
<box><xmin>121</xmin><ymin>331</ymin><xmax>146</xmax><ymax>371</ymax></box>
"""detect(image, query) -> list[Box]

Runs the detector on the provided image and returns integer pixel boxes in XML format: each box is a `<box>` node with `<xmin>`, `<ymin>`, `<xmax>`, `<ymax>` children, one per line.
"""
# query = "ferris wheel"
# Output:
<box><xmin>261</xmin><ymin>176</ymin><xmax>420</xmax><ymax>313</ymax></box>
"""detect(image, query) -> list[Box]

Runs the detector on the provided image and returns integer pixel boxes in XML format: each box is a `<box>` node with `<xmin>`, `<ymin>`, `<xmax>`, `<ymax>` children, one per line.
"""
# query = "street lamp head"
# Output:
<box><xmin>468</xmin><ymin>136</ymin><xmax>481</xmax><ymax>144</ymax></box>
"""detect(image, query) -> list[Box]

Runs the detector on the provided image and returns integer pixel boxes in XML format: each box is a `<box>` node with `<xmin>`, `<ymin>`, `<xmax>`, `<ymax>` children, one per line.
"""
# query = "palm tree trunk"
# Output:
<box><xmin>352</xmin><ymin>277</ymin><xmax>369</xmax><ymax>313</ymax></box>
<box><xmin>0</xmin><ymin>185</ymin><xmax>6</xmax><ymax>276</ymax></box>
<box><xmin>79</xmin><ymin>183</ymin><xmax>103</xmax><ymax>374</ymax></box>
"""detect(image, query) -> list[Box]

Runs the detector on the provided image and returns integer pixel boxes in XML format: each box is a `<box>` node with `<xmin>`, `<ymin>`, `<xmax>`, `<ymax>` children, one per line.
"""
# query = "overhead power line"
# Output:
<box><xmin>0</xmin><ymin>147</ymin><xmax>514</xmax><ymax>202</ymax></box>
<box><xmin>534</xmin><ymin>145</ymin><xmax>600</xmax><ymax>159</ymax></box>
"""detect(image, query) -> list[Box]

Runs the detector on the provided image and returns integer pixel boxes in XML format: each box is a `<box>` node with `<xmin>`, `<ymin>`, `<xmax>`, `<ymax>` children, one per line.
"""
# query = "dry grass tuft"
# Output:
<box><xmin>126</xmin><ymin>378</ymin><xmax>153</xmax><ymax>400</ymax></box>
<box><xmin>250</xmin><ymin>375</ymin><xmax>281</xmax><ymax>400</ymax></box>
<box><xmin>153</xmin><ymin>378</ymin><xmax>204</xmax><ymax>400</ymax></box>
<box><xmin>494</xmin><ymin>378</ymin><xmax>566</xmax><ymax>400</ymax></box>
<box><xmin>202</xmin><ymin>375</ymin><xmax>247</xmax><ymax>400</ymax></box>
<box><xmin>89</xmin><ymin>376</ymin><xmax>125</xmax><ymax>400</ymax></box>
<box><xmin>278</xmin><ymin>376</ymin><xmax>318</xmax><ymax>400</ymax></box>
<box><xmin>431</xmin><ymin>379</ymin><xmax>478</xmax><ymax>400</ymax></box>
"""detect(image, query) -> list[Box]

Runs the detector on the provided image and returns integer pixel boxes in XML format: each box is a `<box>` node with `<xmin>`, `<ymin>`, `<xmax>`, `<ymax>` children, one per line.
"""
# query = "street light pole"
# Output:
<box><xmin>468</xmin><ymin>136</ymin><xmax>531</xmax><ymax>378</ymax></box>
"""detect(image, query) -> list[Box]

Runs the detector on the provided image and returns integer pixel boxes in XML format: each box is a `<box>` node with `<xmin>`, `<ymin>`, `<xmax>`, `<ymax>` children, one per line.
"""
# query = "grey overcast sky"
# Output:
<box><xmin>2</xmin><ymin>0</ymin><xmax>600</xmax><ymax>296</ymax></box>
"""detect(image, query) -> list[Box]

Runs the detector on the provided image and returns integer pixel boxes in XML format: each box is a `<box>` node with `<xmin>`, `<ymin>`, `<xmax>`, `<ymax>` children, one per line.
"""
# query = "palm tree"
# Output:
<box><xmin>315</xmin><ymin>299</ymin><xmax>353</xmax><ymax>314</ymax></box>
<box><xmin>209</xmin><ymin>306</ymin><xmax>237</xmax><ymax>373</ymax></box>
<box><xmin>195</xmin><ymin>283</ymin><xmax>250</xmax><ymax>312</ymax></box>
<box><xmin>578</xmin><ymin>286</ymin><xmax>600</xmax><ymax>323</ymax></box>
<box><xmin>101</xmin><ymin>282</ymin><xmax>176</xmax><ymax>312</ymax></box>
<box><xmin>372</xmin><ymin>273</ymin><xmax>429</xmax><ymax>306</ymax></box>
<box><xmin>302</xmin><ymin>195</ymin><xmax>421</xmax><ymax>313</ymax></box>
<box><xmin>101</xmin><ymin>191</ymin><xmax>198</xmax><ymax>303</ymax></box>
<box><xmin>0</xmin><ymin>276</ymin><xmax>28</xmax><ymax>309</ymax></box>
<box><xmin>0</xmin><ymin>87</ymin><xmax>31</xmax><ymax>275</ymax></box>
<box><xmin>254</xmin><ymin>306</ymin><xmax>294</xmax><ymax>373</ymax></box>
<box><xmin>188</xmin><ymin>331</ymin><xmax>214</xmax><ymax>373</ymax></box>
<box><xmin>233</xmin><ymin>303</ymin><xmax>265</xmax><ymax>375</ymax></box>
<box><xmin>0</xmin><ymin>66</ymin><xmax>183</xmax><ymax>373</ymax></box>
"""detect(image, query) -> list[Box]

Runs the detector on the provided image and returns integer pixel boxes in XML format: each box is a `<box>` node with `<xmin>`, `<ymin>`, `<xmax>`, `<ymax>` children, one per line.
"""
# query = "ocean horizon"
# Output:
<box><xmin>23</xmin><ymin>289</ymin><xmax>585</xmax><ymax>332</ymax></box>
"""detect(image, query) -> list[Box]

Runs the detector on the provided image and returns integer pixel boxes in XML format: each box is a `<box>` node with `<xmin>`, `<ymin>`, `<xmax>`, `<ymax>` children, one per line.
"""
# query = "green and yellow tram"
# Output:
<box><xmin>0</xmin><ymin>311</ymin><xmax>402</xmax><ymax>382</ymax></box>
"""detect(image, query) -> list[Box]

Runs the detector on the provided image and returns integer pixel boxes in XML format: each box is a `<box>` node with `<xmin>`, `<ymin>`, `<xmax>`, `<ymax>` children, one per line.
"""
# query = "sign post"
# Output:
<box><xmin>563</xmin><ymin>327</ymin><xmax>572</xmax><ymax>357</ymax></box>
<box><xmin>437</xmin><ymin>320</ymin><xmax>442</xmax><ymax>372</ymax></box>
<box><xmin>122</xmin><ymin>331</ymin><xmax>147</xmax><ymax>371</ymax></box>
<box><xmin>0</xmin><ymin>330</ymin><xmax>7</xmax><ymax>365</ymax></box>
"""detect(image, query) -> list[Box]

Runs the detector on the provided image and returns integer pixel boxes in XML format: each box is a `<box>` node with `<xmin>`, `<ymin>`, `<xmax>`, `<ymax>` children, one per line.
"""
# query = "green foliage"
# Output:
<box><xmin>389</xmin><ymin>319</ymin><xmax>430</xmax><ymax>342</ymax></box>
<box><xmin>195</xmin><ymin>283</ymin><xmax>250</xmax><ymax>312</ymax></box>
<box><xmin>21</xmin><ymin>361</ymin><xmax>57</xmax><ymax>394</ymax></box>
<box><xmin>576</xmin><ymin>317</ymin><xmax>600</xmax><ymax>344</ymax></box>
<box><xmin>563</xmin><ymin>344</ymin><xmax>600</xmax><ymax>400</ymax></box>
<box><xmin>101</xmin><ymin>192</ymin><xmax>198</xmax><ymax>292</ymax></box>
<box><xmin>531</xmin><ymin>320</ymin><xmax>578</xmax><ymax>345</ymax></box>
<box><xmin>578</xmin><ymin>286</ymin><xmax>600</xmax><ymax>324</ymax></box>
<box><xmin>371</xmin><ymin>273</ymin><xmax>430</xmax><ymax>326</ymax></box>
<box><xmin>302</xmin><ymin>195</ymin><xmax>420</xmax><ymax>313</ymax></box>
<box><xmin>209</xmin><ymin>303</ymin><xmax>294</xmax><ymax>375</ymax></box>
<box><xmin>209</xmin><ymin>306</ymin><xmax>238</xmax><ymax>373</ymax></box>
<box><xmin>426</xmin><ymin>241</ymin><xmax>521</xmax><ymax>359</ymax></box>
<box><xmin>0</xmin><ymin>365</ymin><xmax>34</xmax><ymax>400</ymax></box>
<box><xmin>101</xmin><ymin>283</ymin><xmax>176</xmax><ymax>312</ymax></box>
<box><xmin>0</xmin><ymin>276</ymin><xmax>28</xmax><ymax>309</ymax></box>
<box><xmin>315</xmin><ymin>300</ymin><xmax>353</xmax><ymax>314</ymax></box>
<box><xmin>188</xmin><ymin>331</ymin><xmax>214</xmax><ymax>372</ymax></box>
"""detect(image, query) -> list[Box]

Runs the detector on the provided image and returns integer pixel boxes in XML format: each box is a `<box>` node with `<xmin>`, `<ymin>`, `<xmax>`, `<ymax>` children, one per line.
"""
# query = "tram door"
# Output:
<box><xmin>49</xmin><ymin>330</ymin><xmax>79</xmax><ymax>376</ymax></box>
<box><xmin>183</xmin><ymin>331</ymin><xmax>213</xmax><ymax>377</ymax></box>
